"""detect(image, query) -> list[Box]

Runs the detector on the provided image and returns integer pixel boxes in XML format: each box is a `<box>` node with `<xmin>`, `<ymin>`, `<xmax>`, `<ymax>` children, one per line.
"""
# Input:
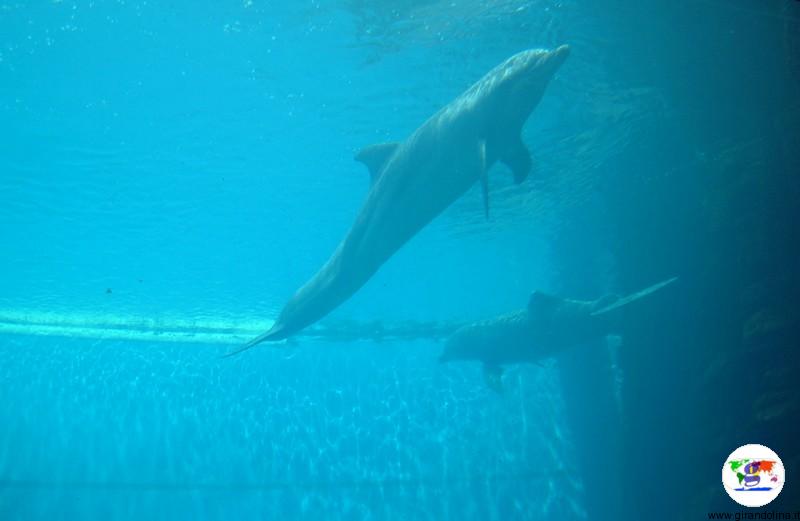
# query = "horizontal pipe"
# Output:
<box><xmin>0</xmin><ymin>309</ymin><xmax>459</xmax><ymax>345</ymax></box>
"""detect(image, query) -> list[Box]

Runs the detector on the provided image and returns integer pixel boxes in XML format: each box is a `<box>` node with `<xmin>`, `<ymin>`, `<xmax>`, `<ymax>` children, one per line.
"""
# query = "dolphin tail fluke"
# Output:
<box><xmin>590</xmin><ymin>276</ymin><xmax>678</xmax><ymax>316</ymax></box>
<box><xmin>222</xmin><ymin>324</ymin><xmax>287</xmax><ymax>358</ymax></box>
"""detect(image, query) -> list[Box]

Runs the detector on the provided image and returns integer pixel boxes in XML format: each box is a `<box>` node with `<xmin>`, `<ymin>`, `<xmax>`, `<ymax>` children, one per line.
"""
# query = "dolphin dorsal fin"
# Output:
<box><xmin>355</xmin><ymin>142</ymin><xmax>400</xmax><ymax>183</ymax></box>
<box><xmin>483</xmin><ymin>364</ymin><xmax>505</xmax><ymax>394</ymax></box>
<box><xmin>528</xmin><ymin>290</ymin><xmax>560</xmax><ymax>315</ymax></box>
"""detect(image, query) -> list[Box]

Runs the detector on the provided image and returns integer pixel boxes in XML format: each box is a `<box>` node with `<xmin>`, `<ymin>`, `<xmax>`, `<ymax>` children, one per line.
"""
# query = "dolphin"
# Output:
<box><xmin>228</xmin><ymin>45</ymin><xmax>570</xmax><ymax>356</ymax></box>
<box><xmin>438</xmin><ymin>277</ymin><xmax>677</xmax><ymax>392</ymax></box>
<box><xmin>230</xmin><ymin>45</ymin><xmax>569</xmax><ymax>354</ymax></box>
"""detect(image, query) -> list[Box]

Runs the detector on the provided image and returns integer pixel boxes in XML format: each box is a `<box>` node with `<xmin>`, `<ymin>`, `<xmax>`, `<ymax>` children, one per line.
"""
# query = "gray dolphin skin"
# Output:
<box><xmin>229</xmin><ymin>45</ymin><xmax>570</xmax><ymax>356</ymax></box>
<box><xmin>439</xmin><ymin>277</ymin><xmax>677</xmax><ymax>392</ymax></box>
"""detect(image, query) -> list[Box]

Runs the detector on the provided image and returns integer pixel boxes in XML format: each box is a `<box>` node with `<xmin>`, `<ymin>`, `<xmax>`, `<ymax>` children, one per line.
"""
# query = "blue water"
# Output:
<box><xmin>2</xmin><ymin>1</ymin><xmax>799</xmax><ymax>520</ymax></box>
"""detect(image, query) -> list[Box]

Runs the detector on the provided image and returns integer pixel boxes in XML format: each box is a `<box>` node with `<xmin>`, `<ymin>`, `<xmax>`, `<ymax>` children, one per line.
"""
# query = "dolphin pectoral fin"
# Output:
<box><xmin>479</xmin><ymin>139</ymin><xmax>489</xmax><ymax>219</ymax></box>
<box><xmin>483</xmin><ymin>364</ymin><xmax>505</xmax><ymax>394</ymax></box>
<box><xmin>501</xmin><ymin>136</ymin><xmax>532</xmax><ymax>184</ymax></box>
<box><xmin>354</xmin><ymin>142</ymin><xmax>400</xmax><ymax>182</ymax></box>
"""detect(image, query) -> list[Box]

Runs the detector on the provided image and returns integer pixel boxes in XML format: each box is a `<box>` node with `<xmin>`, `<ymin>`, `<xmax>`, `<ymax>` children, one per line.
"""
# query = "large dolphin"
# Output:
<box><xmin>230</xmin><ymin>45</ymin><xmax>570</xmax><ymax>356</ymax></box>
<box><xmin>438</xmin><ymin>277</ymin><xmax>677</xmax><ymax>392</ymax></box>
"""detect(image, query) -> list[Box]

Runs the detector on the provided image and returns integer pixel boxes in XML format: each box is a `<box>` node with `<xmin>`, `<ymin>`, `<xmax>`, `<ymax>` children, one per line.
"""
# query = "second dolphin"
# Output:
<box><xmin>439</xmin><ymin>277</ymin><xmax>678</xmax><ymax>392</ymax></box>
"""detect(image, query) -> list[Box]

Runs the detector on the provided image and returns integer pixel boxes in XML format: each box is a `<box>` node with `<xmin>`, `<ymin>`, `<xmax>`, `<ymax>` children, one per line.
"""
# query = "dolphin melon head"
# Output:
<box><xmin>439</xmin><ymin>324</ymin><xmax>484</xmax><ymax>363</ymax></box>
<box><xmin>490</xmin><ymin>45</ymin><xmax>570</xmax><ymax>128</ymax></box>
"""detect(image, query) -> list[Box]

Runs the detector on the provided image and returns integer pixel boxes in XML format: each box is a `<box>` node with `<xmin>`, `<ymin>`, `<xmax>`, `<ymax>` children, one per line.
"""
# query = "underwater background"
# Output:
<box><xmin>1</xmin><ymin>0</ymin><xmax>798</xmax><ymax>519</ymax></box>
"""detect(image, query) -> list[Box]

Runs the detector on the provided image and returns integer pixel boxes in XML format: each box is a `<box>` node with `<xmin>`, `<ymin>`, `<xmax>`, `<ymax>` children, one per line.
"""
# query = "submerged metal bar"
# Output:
<box><xmin>0</xmin><ymin>469</ymin><xmax>568</xmax><ymax>492</ymax></box>
<box><xmin>0</xmin><ymin>309</ymin><xmax>459</xmax><ymax>345</ymax></box>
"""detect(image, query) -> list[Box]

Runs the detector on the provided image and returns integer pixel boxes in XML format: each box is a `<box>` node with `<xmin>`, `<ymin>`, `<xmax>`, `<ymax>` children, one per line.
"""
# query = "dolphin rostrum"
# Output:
<box><xmin>438</xmin><ymin>277</ymin><xmax>677</xmax><ymax>392</ymax></box>
<box><xmin>230</xmin><ymin>45</ymin><xmax>570</xmax><ymax>356</ymax></box>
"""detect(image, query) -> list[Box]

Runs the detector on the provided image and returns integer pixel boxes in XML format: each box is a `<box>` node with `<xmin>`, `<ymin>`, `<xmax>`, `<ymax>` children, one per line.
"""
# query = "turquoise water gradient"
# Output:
<box><xmin>2</xmin><ymin>0</ymin><xmax>798</xmax><ymax>519</ymax></box>
<box><xmin>1</xmin><ymin>2</ymin><xmax>580</xmax><ymax>519</ymax></box>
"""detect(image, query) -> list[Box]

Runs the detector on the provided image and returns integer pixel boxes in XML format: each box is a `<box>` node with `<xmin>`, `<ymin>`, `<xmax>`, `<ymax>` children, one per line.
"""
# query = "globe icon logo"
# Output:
<box><xmin>722</xmin><ymin>444</ymin><xmax>785</xmax><ymax>507</ymax></box>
